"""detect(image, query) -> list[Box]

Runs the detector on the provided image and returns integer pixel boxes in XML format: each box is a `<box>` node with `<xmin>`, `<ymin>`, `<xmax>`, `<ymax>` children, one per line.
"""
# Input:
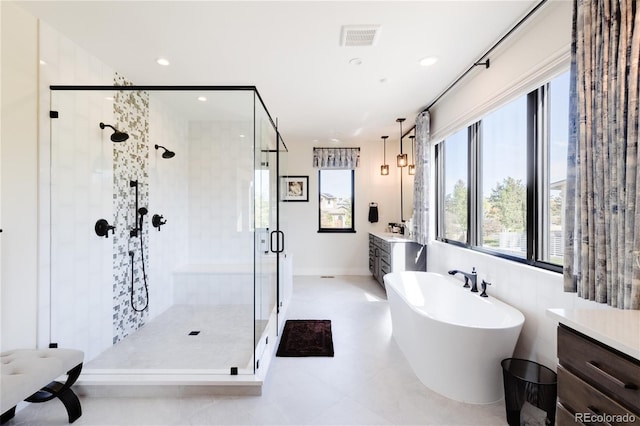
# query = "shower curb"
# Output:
<box><xmin>76</xmin><ymin>374</ymin><xmax>262</xmax><ymax>397</ymax></box>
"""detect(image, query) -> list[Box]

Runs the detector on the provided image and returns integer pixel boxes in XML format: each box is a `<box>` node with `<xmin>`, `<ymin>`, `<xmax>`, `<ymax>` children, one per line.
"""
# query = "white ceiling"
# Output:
<box><xmin>17</xmin><ymin>0</ymin><xmax>538</xmax><ymax>147</ymax></box>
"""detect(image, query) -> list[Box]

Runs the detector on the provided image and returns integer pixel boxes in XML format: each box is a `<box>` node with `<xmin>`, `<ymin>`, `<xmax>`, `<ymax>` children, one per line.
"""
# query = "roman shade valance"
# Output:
<box><xmin>312</xmin><ymin>147</ymin><xmax>360</xmax><ymax>169</ymax></box>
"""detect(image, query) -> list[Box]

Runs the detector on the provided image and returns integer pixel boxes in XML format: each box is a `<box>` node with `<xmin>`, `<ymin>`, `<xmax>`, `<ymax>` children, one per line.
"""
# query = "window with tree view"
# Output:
<box><xmin>481</xmin><ymin>95</ymin><xmax>528</xmax><ymax>257</ymax></box>
<box><xmin>435</xmin><ymin>70</ymin><xmax>570</xmax><ymax>272</ymax></box>
<box><xmin>318</xmin><ymin>169</ymin><xmax>354</xmax><ymax>232</ymax></box>
<box><xmin>443</xmin><ymin>128</ymin><xmax>468</xmax><ymax>243</ymax></box>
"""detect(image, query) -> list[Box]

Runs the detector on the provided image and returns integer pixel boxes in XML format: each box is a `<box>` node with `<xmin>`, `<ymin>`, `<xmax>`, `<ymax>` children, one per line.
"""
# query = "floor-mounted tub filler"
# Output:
<box><xmin>384</xmin><ymin>271</ymin><xmax>525</xmax><ymax>404</ymax></box>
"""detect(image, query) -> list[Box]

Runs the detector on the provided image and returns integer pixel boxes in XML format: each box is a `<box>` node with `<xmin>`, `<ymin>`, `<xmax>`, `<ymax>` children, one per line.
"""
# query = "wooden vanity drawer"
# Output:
<box><xmin>373</xmin><ymin>237</ymin><xmax>389</xmax><ymax>253</ymax></box>
<box><xmin>380</xmin><ymin>260</ymin><xmax>390</xmax><ymax>276</ymax></box>
<box><xmin>556</xmin><ymin>401</ymin><xmax>583</xmax><ymax>426</ymax></box>
<box><xmin>558</xmin><ymin>325</ymin><xmax>640</xmax><ymax>414</ymax></box>
<box><xmin>557</xmin><ymin>366</ymin><xmax>640</xmax><ymax>425</ymax></box>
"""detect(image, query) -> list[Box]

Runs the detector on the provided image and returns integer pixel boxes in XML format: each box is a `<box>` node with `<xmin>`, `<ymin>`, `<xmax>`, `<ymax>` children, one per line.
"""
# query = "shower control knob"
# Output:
<box><xmin>95</xmin><ymin>219</ymin><xmax>115</xmax><ymax>238</ymax></box>
<box><xmin>152</xmin><ymin>214</ymin><xmax>167</xmax><ymax>231</ymax></box>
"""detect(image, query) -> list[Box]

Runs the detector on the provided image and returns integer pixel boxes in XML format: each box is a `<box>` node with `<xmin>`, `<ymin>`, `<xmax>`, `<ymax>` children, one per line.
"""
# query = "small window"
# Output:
<box><xmin>318</xmin><ymin>169</ymin><xmax>355</xmax><ymax>232</ymax></box>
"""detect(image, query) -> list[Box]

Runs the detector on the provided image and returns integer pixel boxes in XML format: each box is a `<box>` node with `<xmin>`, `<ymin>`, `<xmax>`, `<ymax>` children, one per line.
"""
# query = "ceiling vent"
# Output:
<box><xmin>340</xmin><ymin>25</ymin><xmax>381</xmax><ymax>47</ymax></box>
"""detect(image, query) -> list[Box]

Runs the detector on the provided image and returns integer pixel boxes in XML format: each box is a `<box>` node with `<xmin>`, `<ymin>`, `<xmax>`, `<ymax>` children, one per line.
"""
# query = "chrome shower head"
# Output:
<box><xmin>99</xmin><ymin>122</ymin><xmax>129</xmax><ymax>142</ymax></box>
<box><xmin>154</xmin><ymin>144</ymin><xmax>175</xmax><ymax>159</ymax></box>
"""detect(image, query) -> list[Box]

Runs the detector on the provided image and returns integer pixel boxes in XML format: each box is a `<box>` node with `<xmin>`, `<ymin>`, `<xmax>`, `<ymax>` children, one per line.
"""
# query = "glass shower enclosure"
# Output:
<box><xmin>47</xmin><ymin>86</ymin><xmax>287</xmax><ymax>379</ymax></box>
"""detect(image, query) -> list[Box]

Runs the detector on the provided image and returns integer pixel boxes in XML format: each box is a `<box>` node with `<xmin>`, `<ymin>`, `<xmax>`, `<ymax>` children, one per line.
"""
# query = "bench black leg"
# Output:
<box><xmin>57</xmin><ymin>387</ymin><xmax>82</xmax><ymax>423</ymax></box>
<box><xmin>25</xmin><ymin>363</ymin><xmax>84</xmax><ymax>423</ymax></box>
<box><xmin>0</xmin><ymin>407</ymin><xmax>16</xmax><ymax>424</ymax></box>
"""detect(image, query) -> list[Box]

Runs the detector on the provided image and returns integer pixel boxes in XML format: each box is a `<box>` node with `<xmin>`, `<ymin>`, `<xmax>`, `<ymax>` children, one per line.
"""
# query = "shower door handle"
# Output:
<box><xmin>270</xmin><ymin>230</ymin><xmax>285</xmax><ymax>254</ymax></box>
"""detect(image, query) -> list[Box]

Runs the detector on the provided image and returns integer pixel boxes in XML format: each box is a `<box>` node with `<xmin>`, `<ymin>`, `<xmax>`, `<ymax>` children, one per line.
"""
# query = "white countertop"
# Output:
<box><xmin>369</xmin><ymin>231</ymin><xmax>417</xmax><ymax>243</ymax></box>
<box><xmin>547</xmin><ymin>308</ymin><xmax>640</xmax><ymax>360</ymax></box>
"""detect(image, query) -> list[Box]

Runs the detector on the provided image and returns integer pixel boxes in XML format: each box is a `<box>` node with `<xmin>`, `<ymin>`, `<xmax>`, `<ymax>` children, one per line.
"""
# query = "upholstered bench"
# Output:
<box><xmin>0</xmin><ymin>348</ymin><xmax>84</xmax><ymax>424</ymax></box>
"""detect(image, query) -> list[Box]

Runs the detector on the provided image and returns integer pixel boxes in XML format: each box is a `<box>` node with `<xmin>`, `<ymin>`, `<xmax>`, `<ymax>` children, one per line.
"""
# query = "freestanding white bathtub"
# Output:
<box><xmin>384</xmin><ymin>271</ymin><xmax>524</xmax><ymax>404</ymax></box>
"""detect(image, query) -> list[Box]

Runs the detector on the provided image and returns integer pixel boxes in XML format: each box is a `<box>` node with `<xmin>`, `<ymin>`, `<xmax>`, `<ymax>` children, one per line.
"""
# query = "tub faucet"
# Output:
<box><xmin>480</xmin><ymin>280</ymin><xmax>491</xmax><ymax>297</ymax></box>
<box><xmin>447</xmin><ymin>267</ymin><xmax>478</xmax><ymax>292</ymax></box>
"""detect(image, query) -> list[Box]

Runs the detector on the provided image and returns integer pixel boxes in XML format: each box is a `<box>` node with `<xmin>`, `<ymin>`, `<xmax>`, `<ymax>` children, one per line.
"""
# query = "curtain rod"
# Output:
<box><xmin>423</xmin><ymin>0</ymin><xmax>548</xmax><ymax>112</ymax></box>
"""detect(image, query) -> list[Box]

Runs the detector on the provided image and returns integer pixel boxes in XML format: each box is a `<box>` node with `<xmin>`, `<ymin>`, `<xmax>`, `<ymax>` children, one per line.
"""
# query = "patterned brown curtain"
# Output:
<box><xmin>564</xmin><ymin>0</ymin><xmax>640</xmax><ymax>309</ymax></box>
<box><xmin>413</xmin><ymin>111</ymin><xmax>431</xmax><ymax>245</ymax></box>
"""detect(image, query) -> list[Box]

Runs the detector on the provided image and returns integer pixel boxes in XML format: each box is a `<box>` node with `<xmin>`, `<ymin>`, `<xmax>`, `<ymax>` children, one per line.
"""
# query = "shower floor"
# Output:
<box><xmin>85</xmin><ymin>304</ymin><xmax>268</xmax><ymax>371</ymax></box>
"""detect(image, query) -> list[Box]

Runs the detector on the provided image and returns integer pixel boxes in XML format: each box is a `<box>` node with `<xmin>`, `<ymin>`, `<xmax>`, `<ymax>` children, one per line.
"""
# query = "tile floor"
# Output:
<box><xmin>85</xmin><ymin>304</ymin><xmax>261</xmax><ymax>370</ymax></box>
<box><xmin>11</xmin><ymin>275</ymin><xmax>508</xmax><ymax>425</ymax></box>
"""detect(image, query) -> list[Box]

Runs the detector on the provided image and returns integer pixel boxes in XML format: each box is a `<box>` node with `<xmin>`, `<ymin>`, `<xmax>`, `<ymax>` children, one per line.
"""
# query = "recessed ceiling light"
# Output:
<box><xmin>330</xmin><ymin>138</ymin><xmax>340</xmax><ymax>143</ymax></box>
<box><xmin>419</xmin><ymin>56</ymin><xmax>439</xmax><ymax>67</ymax></box>
<box><xmin>197</xmin><ymin>96</ymin><xmax>207</xmax><ymax>102</ymax></box>
<box><xmin>156</xmin><ymin>58</ymin><xmax>170</xmax><ymax>66</ymax></box>
<box><xmin>349</xmin><ymin>58</ymin><xmax>363</xmax><ymax>66</ymax></box>
<box><xmin>239</xmin><ymin>134</ymin><xmax>245</xmax><ymax>138</ymax></box>
<box><xmin>39</xmin><ymin>60</ymin><xmax>47</xmax><ymax>65</ymax></box>
<box><xmin>104</xmin><ymin>96</ymin><xmax>114</xmax><ymax>101</ymax></box>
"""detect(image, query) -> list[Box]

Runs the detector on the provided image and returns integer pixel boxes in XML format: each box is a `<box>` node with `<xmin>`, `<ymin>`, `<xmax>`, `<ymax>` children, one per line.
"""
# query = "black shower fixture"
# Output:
<box><xmin>152</xmin><ymin>214</ymin><xmax>167</xmax><ymax>231</ymax></box>
<box><xmin>154</xmin><ymin>144</ymin><xmax>175</xmax><ymax>159</ymax></box>
<box><xmin>99</xmin><ymin>122</ymin><xmax>129</xmax><ymax>142</ymax></box>
<box><xmin>94</xmin><ymin>219</ymin><xmax>115</xmax><ymax>238</ymax></box>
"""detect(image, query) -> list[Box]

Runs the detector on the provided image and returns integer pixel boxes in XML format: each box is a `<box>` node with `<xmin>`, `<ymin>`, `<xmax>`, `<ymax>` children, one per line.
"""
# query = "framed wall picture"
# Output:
<box><xmin>282</xmin><ymin>176</ymin><xmax>309</xmax><ymax>202</ymax></box>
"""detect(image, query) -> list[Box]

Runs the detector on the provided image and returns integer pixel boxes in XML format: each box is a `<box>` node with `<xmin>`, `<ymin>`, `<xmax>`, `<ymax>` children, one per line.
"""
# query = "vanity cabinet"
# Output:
<box><xmin>368</xmin><ymin>232</ymin><xmax>426</xmax><ymax>287</ymax></box>
<box><xmin>556</xmin><ymin>324</ymin><xmax>640</xmax><ymax>425</ymax></box>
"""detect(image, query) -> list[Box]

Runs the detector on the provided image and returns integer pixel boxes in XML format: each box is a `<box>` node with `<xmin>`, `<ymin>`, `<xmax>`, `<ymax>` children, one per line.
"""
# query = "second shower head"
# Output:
<box><xmin>99</xmin><ymin>122</ymin><xmax>129</xmax><ymax>142</ymax></box>
<box><xmin>154</xmin><ymin>144</ymin><xmax>175</xmax><ymax>159</ymax></box>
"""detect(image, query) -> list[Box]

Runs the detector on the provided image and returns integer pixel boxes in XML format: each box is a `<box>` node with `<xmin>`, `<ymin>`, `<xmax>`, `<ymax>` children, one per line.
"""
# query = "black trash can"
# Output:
<box><xmin>501</xmin><ymin>358</ymin><xmax>557</xmax><ymax>426</ymax></box>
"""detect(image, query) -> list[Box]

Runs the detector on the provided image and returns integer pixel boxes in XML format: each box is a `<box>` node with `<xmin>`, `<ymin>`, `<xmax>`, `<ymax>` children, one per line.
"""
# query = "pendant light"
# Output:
<box><xmin>396</xmin><ymin>118</ymin><xmax>408</xmax><ymax>167</ymax></box>
<box><xmin>408</xmin><ymin>134</ymin><xmax>416</xmax><ymax>175</ymax></box>
<box><xmin>380</xmin><ymin>136</ymin><xmax>389</xmax><ymax>175</ymax></box>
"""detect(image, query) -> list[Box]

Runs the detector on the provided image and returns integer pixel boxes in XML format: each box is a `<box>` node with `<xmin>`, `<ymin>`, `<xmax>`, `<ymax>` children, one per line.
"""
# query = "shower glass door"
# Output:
<box><xmin>48</xmin><ymin>87</ymin><xmax>277</xmax><ymax>376</ymax></box>
<box><xmin>253</xmin><ymin>94</ymin><xmax>279</xmax><ymax>370</ymax></box>
<box><xmin>48</xmin><ymin>89</ymin><xmax>116</xmax><ymax>362</ymax></box>
<box><xmin>276</xmin><ymin>132</ymin><xmax>289</xmax><ymax>331</ymax></box>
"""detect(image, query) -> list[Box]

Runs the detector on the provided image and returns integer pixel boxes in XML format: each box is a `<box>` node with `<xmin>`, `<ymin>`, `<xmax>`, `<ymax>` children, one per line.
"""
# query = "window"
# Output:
<box><xmin>544</xmin><ymin>73</ymin><xmax>569</xmax><ymax>265</ymax></box>
<box><xmin>318</xmin><ymin>169</ymin><xmax>355</xmax><ymax>232</ymax></box>
<box><xmin>442</xmin><ymin>128</ymin><xmax>468</xmax><ymax>243</ymax></box>
<box><xmin>435</xmin><ymin>71</ymin><xmax>570</xmax><ymax>272</ymax></box>
<box><xmin>481</xmin><ymin>95</ymin><xmax>528</xmax><ymax>257</ymax></box>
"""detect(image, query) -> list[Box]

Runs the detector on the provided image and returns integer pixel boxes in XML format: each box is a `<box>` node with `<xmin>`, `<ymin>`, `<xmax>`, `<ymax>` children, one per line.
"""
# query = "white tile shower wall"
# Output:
<box><xmin>148</xmin><ymin>95</ymin><xmax>189</xmax><ymax>318</ymax></box>
<box><xmin>112</xmin><ymin>74</ymin><xmax>150</xmax><ymax>343</ymax></box>
<box><xmin>187</xmin><ymin>121</ymin><xmax>254</xmax><ymax>266</ymax></box>
<box><xmin>173</xmin><ymin>271</ymin><xmax>254</xmax><ymax>306</ymax></box>
<box><xmin>427</xmin><ymin>241</ymin><xmax>611</xmax><ymax>370</ymax></box>
<box><xmin>38</xmin><ymin>22</ymin><xmax>115</xmax><ymax>359</ymax></box>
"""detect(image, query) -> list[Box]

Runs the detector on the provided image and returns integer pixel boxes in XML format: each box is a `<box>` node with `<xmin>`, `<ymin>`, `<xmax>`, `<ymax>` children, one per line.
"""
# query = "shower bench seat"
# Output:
<box><xmin>173</xmin><ymin>263</ymin><xmax>277</xmax><ymax>305</ymax></box>
<box><xmin>0</xmin><ymin>348</ymin><xmax>84</xmax><ymax>424</ymax></box>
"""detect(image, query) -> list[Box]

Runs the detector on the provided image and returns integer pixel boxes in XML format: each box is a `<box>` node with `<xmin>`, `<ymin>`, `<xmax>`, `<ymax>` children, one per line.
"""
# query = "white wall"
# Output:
<box><xmin>187</xmin><ymin>119</ymin><xmax>254</xmax><ymax>265</ymax></box>
<box><xmin>430</xmin><ymin>1</ymin><xmax>572</xmax><ymax>142</ymax></box>
<box><xmin>428</xmin><ymin>242</ymin><xmax>609</xmax><ymax>370</ymax></box>
<box><xmin>283</xmin><ymin>136</ymin><xmax>403</xmax><ymax>276</ymax></box>
<box><xmin>148</xmin><ymin>95</ymin><xmax>189</xmax><ymax>314</ymax></box>
<box><xmin>0</xmin><ymin>2</ymin><xmax>39</xmax><ymax>351</ymax></box>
